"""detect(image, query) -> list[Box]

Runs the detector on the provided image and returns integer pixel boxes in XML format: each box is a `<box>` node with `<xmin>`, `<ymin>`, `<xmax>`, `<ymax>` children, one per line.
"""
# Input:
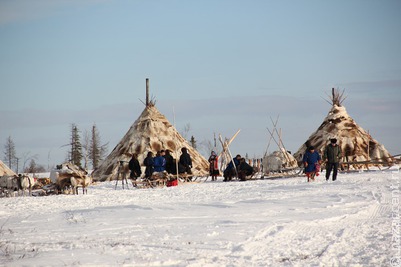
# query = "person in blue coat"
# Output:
<box><xmin>302</xmin><ymin>146</ymin><xmax>322</xmax><ymax>182</ymax></box>
<box><xmin>153</xmin><ymin>150</ymin><xmax>166</xmax><ymax>172</ymax></box>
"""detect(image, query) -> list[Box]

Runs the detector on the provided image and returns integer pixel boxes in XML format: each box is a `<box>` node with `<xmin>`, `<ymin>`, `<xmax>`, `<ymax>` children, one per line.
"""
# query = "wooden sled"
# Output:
<box><xmin>131</xmin><ymin>171</ymin><xmax>169</xmax><ymax>189</ymax></box>
<box><xmin>132</xmin><ymin>177</ymin><xmax>168</xmax><ymax>189</ymax></box>
<box><xmin>262</xmin><ymin>167</ymin><xmax>303</xmax><ymax>179</ymax></box>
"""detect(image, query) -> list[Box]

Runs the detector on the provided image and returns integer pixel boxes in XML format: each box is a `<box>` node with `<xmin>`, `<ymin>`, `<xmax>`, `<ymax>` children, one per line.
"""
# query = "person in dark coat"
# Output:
<box><xmin>143</xmin><ymin>151</ymin><xmax>154</xmax><ymax>178</ymax></box>
<box><xmin>237</xmin><ymin>157</ymin><xmax>254</xmax><ymax>181</ymax></box>
<box><xmin>302</xmin><ymin>146</ymin><xmax>322</xmax><ymax>182</ymax></box>
<box><xmin>164</xmin><ymin>149</ymin><xmax>176</xmax><ymax>174</ymax></box>
<box><xmin>153</xmin><ymin>150</ymin><xmax>166</xmax><ymax>172</ymax></box>
<box><xmin>323</xmin><ymin>138</ymin><xmax>342</xmax><ymax>181</ymax></box>
<box><xmin>208</xmin><ymin>151</ymin><xmax>219</xmax><ymax>181</ymax></box>
<box><xmin>179</xmin><ymin>147</ymin><xmax>192</xmax><ymax>174</ymax></box>
<box><xmin>223</xmin><ymin>154</ymin><xmax>241</xmax><ymax>182</ymax></box>
<box><xmin>128</xmin><ymin>154</ymin><xmax>142</xmax><ymax>180</ymax></box>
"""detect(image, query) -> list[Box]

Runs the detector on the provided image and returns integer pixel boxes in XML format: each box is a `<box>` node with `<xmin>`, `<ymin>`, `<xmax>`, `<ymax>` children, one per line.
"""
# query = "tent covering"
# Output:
<box><xmin>92</xmin><ymin>104</ymin><xmax>209</xmax><ymax>181</ymax></box>
<box><xmin>0</xmin><ymin>160</ymin><xmax>16</xmax><ymax>176</ymax></box>
<box><xmin>294</xmin><ymin>92</ymin><xmax>393</xmax><ymax>167</ymax></box>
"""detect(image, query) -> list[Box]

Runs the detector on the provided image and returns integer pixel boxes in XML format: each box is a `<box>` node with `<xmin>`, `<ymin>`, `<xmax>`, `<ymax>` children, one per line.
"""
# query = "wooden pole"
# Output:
<box><xmin>219</xmin><ymin>134</ymin><xmax>238</xmax><ymax>177</ymax></box>
<box><xmin>264</xmin><ymin>116</ymin><xmax>279</xmax><ymax>157</ymax></box>
<box><xmin>367</xmin><ymin>130</ymin><xmax>370</xmax><ymax>161</ymax></box>
<box><xmin>146</xmin><ymin>78</ymin><xmax>149</xmax><ymax>106</ymax></box>
<box><xmin>269</xmin><ymin>117</ymin><xmax>291</xmax><ymax>163</ymax></box>
<box><xmin>173</xmin><ymin>107</ymin><xmax>180</xmax><ymax>182</ymax></box>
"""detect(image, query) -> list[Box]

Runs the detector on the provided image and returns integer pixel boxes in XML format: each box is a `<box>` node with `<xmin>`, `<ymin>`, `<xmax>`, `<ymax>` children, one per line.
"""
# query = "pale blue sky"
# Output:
<box><xmin>1</xmin><ymin>0</ymin><xmax>400</xmax><ymax>170</ymax></box>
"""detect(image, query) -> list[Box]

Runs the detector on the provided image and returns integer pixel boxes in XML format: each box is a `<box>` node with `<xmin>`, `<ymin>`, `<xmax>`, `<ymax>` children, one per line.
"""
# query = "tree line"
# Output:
<box><xmin>3</xmin><ymin>123</ymin><xmax>108</xmax><ymax>173</ymax></box>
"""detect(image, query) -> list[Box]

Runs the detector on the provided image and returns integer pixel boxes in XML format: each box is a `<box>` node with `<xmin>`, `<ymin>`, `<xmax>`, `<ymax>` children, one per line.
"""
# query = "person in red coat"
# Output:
<box><xmin>208</xmin><ymin>151</ymin><xmax>219</xmax><ymax>181</ymax></box>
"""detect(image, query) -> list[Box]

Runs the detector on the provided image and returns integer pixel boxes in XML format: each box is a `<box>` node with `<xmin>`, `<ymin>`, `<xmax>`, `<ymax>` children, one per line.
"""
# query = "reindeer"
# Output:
<box><xmin>0</xmin><ymin>175</ymin><xmax>19</xmax><ymax>197</ymax></box>
<box><xmin>51</xmin><ymin>163</ymin><xmax>91</xmax><ymax>195</ymax></box>
<box><xmin>71</xmin><ymin>175</ymin><xmax>92</xmax><ymax>195</ymax></box>
<box><xmin>0</xmin><ymin>174</ymin><xmax>34</xmax><ymax>197</ymax></box>
<box><xmin>17</xmin><ymin>174</ymin><xmax>35</xmax><ymax>196</ymax></box>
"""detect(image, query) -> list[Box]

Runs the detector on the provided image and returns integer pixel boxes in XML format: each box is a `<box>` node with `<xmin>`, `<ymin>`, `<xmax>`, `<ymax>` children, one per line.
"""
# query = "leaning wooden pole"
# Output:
<box><xmin>270</xmin><ymin>117</ymin><xmax>291</xmax><ymax>163</ymax></box>
<box><xmin>172</xmin><ymin>107</ymin><xmax>180</xmax><ymax>182</ymax></box>
<box><xmin>264</xmin><ymin>116</ymin><xmax>279</xmax><ymax>157</ymax></box>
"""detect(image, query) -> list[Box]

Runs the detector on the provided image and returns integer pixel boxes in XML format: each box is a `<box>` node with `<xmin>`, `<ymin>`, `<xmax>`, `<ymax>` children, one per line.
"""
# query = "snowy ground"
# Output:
<box><xmin>1</xmin><ymin>168</ymin><xmax>400</xmax><ymax>267</ymax></box>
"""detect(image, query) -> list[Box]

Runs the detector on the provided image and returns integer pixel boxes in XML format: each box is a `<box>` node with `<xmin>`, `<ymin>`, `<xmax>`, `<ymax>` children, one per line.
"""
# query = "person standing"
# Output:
<box><xmin>143</xmin><ymin>151</ymin><xmax>154</xmax><ymax>178</ymax></box>
<box><xmin>179</xmin><ymin>147</ymin><xmax>192</xmax><ymax>175</ymax></box>
<box><xmin>164</xmin><ymin>149</ymin><xmax>176</xmax><ymax>174</ymax></box>
<box><xmin>323</xmin><ymin>138</ymin><xmax>342</xmax><ymax>181</ymax></box>
<box><xmin>128</xmin><ymin>154</ymin><xmax>142</xmax><ymax>180</ymax></box>
<box><xmin>208</xmin><ymin>151</ymin><xmax>219</xmax><ymax>181</ymax></box>
<box><xmin>302</xmin><ymin>146</ymin><xmax>322</xmax><ymax>182</ymax></box>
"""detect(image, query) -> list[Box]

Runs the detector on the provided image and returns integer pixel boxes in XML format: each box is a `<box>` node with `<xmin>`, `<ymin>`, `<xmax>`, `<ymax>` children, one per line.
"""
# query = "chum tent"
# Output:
<box><xmin>92</xmin><ymin>80</ymin><xmax>209</xmax><ymax>181</ymax></box>
<box><xmin>0</xmin><ymin>160</ymin><xmax>16</xmax><ymax>176</ymax></box>
<box><xmin>294</xmin><ymin>88</ymin><xmax>393</xmax><ymax>168</ymax></box>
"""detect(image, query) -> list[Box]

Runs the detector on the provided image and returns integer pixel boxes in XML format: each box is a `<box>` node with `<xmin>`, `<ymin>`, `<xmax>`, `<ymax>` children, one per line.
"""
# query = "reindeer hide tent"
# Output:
<box><xmin>0</xmin><ymin>160</ymin><xmax>16</xmax><ymax>176</ymax></box>
<box><xmin>92</xmin><ymin>103</ymin><xmax>209</xmax><ymax>181</ymax></box>
<box><xmin>294</xmin><ymin>88</ymin><xmax>393</xmax><ymax>168</ymax></box>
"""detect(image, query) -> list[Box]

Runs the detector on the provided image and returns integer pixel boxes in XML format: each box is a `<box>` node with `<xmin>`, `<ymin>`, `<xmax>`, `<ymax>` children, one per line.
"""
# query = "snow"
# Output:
<box><xmin>1</xmin><ymin>168</ymin><xmax>400</xmax><ymax>266</ymax></box>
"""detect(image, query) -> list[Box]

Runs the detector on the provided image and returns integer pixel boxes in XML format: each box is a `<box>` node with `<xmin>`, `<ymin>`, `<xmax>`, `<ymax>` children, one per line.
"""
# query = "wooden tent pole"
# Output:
<box><xmin>219</xmin><ymin>134</ymin><xmax>238</xmax><ymax>177</ymax></box>
<box><xmin>269</xmin><ymin>116</ymin><xmax>291</xmax><ymax>162</ymax></box>
<box><xmin>146</xmin><ymin>78</ymin><xmax>150</xmax><ymax>106</ymax></box>
<box><xmin>264</xmin><ymin>115</ymin><xmax>279</xmax><ymax>157</ymax></box>
<box><xmin>173</xmin><ymin>107</ymin><xmax>180</xmax><ymax>182</ymax></box>
<box><xmin>217</xmin><ymin>129</ymin><xmax>240</xmax><ymax>172</ymax></box>
<box><xmin>266</xmin><ymin>126</ymin><xmax>291</xmax><ymax>163</ymax></box>
<box><xmin>367</xmin><ymin>130</ymin><xmax>370</xmax><ymax>161</ymax></box>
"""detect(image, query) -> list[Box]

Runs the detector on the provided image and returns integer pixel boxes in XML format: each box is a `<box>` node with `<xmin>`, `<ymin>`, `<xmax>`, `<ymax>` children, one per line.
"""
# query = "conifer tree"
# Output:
<box><xmin>70</xmin><ymin>124</ymin><xmax>83</xmax><ymax>167</ymax></box>
<box><xmin>3</xmin><ymin>136</ymin><xmax>17</xmax><ymax>171</ymax></box>
<box><xmin>190</xmin><ymin>135</ymin><xmax>197</xmax><ymax>149</ymax></box>
<box><xmin>82</xmin><ymin>130</ymin><xmax>90</xmax><ymax>170</ymax></box>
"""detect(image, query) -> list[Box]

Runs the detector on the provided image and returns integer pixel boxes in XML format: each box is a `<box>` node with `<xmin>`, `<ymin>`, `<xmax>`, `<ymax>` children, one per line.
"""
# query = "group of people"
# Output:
<box><xmin>128</xmin><ymin>147</ymin><xmax>193</xmax><ymax>180</ymax></box>
<box><xmin>221</xmin><ymin>154</ymin><xmax>255</xmax><ymax>182</ymax></box>
<box><xmin>302</xmin><ymin>138</ymin><xmax>342</xmax><ymax>182</ymax></box>
<box><xmin>127</xmin><ymin>138</ymin><xmax>342</xmax><ymax>183</ymax></box>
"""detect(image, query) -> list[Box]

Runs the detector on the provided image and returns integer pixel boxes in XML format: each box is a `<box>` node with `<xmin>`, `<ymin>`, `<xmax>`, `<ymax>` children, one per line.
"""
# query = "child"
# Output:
<box><xmin>303</xmin><ymin>146</ymin><xmax>322</xmax><ymax>182</ymax></box>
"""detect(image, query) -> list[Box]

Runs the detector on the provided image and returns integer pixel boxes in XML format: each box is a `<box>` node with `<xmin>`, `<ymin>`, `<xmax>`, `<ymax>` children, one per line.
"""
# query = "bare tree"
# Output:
<box><xmin>199</xmin><ymin>137</ymin><xmax>221</xmax><ymax>158</ymax></box>
<box><xmin>21</xmin><ymin>152</ymin><xmax>39</xmax><ymax>172</ymax></box>
<box><xmin>82</xmin><ymin>130</ymin><xmax>90</xmax><ymax>170</ymax></box>
<box><xmin>3</xmin><ymin>136</ymin><xmax>17</xmax><ymax>171</ymax></box>
<box><xmin>24</xmin><ymin>159</ymin><xmax>46</xmax><ymax>173</ymax></box>
<box><xmin>181</xmin><ymin>123</ymin><xmax>191</xmax><ymax>140</ymax></box>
